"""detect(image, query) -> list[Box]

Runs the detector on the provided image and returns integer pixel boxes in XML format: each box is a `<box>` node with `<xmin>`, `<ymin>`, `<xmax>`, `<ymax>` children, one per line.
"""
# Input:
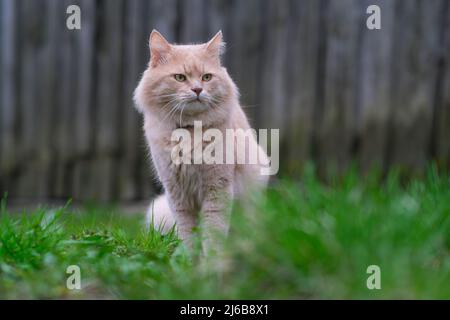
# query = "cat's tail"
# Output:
<box><xmin>146</xmin><ymin>194</ymin><xmax>176</xmax><ymax>234</ymax></box>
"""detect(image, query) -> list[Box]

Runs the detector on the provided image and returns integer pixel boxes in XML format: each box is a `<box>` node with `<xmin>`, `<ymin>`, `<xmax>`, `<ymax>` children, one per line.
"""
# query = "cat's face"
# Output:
<box><xmin>135</xmin><ymin>30</ymin><xmax>238</xmax><ymax>126</ymax></box>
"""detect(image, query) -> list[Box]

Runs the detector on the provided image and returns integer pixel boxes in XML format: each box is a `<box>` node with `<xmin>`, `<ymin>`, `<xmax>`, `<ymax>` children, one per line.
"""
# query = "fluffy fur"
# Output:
<box><xmin>134</xmin><ymin>30</ymin><xmax>268</xmax><ymax>252</ymax></box>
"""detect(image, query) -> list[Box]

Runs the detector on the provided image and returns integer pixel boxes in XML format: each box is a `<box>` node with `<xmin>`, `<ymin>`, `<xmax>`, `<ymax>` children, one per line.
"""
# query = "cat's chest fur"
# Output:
<box><xmin>148</xmin><ymin>125</ymin><xmax>231</xmax><ymax>209</ymax></box>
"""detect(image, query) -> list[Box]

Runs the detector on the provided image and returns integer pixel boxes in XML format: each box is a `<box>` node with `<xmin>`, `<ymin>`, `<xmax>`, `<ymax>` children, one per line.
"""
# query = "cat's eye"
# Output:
<box><xmin>202</xmin><ymin>74</ymin><xmax>213</xmax><ymax>82</ymax></box>
<box><xmin>174</xmin><ymin>74</ymin><xmax>186</xmax><ymax>82</ymax></box>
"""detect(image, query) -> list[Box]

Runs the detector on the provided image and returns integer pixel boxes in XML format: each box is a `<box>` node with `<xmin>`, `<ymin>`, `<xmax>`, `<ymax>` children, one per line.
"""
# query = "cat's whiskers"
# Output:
<box><xmin>207</xmin><ymin>96</ymin><xmax>223</xmax><ymax>109</ymax></box>
<box><xmin>163</xmin><ymin>101</ymin><xmax>182</xmax><ymax>123</ymax></box>
<box><xmin>163</xmin><ymin>106</ymin><xmax>177</xmax><ymax>123</ymax></box>
<box><xmin>160</xmin><ymin>98</ymin><xmax>178</xmax><ymax>112</ymax></box>
<box><xmin>179</xmin><ymin>103</ymin><xmax>186</xmax><ymax>127</ymax></box>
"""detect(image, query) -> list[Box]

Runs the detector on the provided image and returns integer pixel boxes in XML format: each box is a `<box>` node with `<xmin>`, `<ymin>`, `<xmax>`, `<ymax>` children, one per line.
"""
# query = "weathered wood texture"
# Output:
<box><xmin>1</xmin><ymin>0</ymin><xmax>449</xmax><ymax>201</ymax></box>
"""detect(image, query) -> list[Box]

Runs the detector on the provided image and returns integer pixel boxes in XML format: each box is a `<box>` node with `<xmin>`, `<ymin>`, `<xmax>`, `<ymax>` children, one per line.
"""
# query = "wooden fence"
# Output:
<box><xmin>1</xmin><ymin>0</ymin><xmax>449</xmax><ymax>202</ymax></box>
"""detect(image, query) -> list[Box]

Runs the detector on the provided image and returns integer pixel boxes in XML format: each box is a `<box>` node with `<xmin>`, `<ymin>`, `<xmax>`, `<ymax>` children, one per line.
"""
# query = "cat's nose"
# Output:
<box><xmin>191</xmin><ymin>87</ymin><xmax>203</xmax><ymax>96</ymax></box>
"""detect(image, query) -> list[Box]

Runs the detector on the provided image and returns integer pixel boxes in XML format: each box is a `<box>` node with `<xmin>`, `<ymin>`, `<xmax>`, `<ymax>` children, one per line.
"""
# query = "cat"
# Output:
<box><xmin>134</xmin><ymin>30</ymin><xmax>269</xmax><ymax>253</ymax></box>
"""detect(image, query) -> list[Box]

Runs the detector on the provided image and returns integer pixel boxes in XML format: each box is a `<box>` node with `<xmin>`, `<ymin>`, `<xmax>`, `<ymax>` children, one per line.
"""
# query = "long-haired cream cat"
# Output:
<box><xmin>134</xmin><ymin>30</ymin><xmax>268</xmax><ymax>253</ymax></box>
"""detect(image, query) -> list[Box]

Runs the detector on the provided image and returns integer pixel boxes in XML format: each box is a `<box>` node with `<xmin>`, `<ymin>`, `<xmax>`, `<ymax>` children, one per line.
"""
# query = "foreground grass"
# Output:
<box><xmin>0</xmin><ymin>168</ymin><xmax>449</xmax><ymax>299</ymax></box>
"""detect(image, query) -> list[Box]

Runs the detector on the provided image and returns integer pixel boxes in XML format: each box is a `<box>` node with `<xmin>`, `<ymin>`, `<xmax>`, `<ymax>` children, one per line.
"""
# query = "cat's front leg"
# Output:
<box><xmin>200</xmin><ymin>175</ymin><xmax>234</xmax><ymax>255</ymax></box>
<box><xmin>164</xmin><ymin>189</ymin><xmax>197</xmax><ymax>248</ymax></box>
<box><xmin>174</xmin><ymin>207</ymin><xmax>197</xmax><ymax>247</ymax></box>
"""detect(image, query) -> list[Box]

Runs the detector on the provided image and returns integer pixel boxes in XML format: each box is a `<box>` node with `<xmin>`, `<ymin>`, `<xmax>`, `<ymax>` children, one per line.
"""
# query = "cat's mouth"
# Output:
<box><xmin>187</xmin><ymin>96</ymin><xmax>203</xmax><ymax>103</ymax></box>
<box><xmin>182</xmin><ymin>99</ymin><xmax>208</xmax><ymax>114</ymax></box>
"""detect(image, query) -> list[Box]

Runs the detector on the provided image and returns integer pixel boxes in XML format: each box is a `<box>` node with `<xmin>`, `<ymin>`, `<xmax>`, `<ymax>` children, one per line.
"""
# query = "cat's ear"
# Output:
<box><xmin>205</xmin><ymin>31</ymin><xmax>225</xmax><ymax>60</ymax></box>
<box><xmin>149</xmin><ymin>29</ymin><xmax>171</xmax><ymax>67</ymax></box>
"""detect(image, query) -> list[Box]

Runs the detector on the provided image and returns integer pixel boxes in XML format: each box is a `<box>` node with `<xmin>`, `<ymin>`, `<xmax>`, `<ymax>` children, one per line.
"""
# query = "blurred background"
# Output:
<box><xmin>0</xmin><ymin>0</ymin><xmax>449</xmax><ymax>203</ymax></box>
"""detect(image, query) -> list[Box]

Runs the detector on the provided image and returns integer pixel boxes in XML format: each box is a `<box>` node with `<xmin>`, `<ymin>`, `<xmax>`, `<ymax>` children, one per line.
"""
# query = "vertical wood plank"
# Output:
<box><xmin>386</xmin><ymin>0</ymin><xmax>444</xmax><ymax>173</ymax></box>
<box><xmin>179</xmin><ymin>0</ymin><xmax>209</xmax><ymax>43</ymax></box>
<box><xmin>226</xmin><ymin>0</ymin><xmax>263</xmax><ymax>124</ymax></box>
<box><xmin>33</xmin><ymin>0</ymin><xmax>61</xmax><ymax>198</ymax></box>
<box><xmin>0</xmin><ymin>0</ymin><xmax>19</xmax><ymax>193</ymax></box>
<box><xmin>430</xmin><ymin>0</ymin><xmax>450</xmax><ymax>169</ymax></box>
<box><xmin>285</xmin><ymin>0</ymin><xmax>321</xmax><ymax>174</ymax></box>
<box><xmin>358</xmin><ymin>0</ymin><xmax>395</xmax><ymax>173</ymax></box>
<box><xmin>118</xmin><ymin>0</ymin><xmax>149</xmax><ymax>201</ymax></box>
<box><xmin>316</xmin><ymin>0</ymin><xmax>361</xmax><ymax>177</ymax></box>
<box><xmin>91</xmin><ymin>0</ymin><xmax>124</xmax><ymax>201</ymax></box>
<box><xmin>74</xmin><ymin>0</ymin><xmax>96</xmax><ymax>156</ymax></box>
<box><xmin>16</xmin><ymin>0</ymin><xmax>48</xmax><ymax>198</ymax></box>
<box><xmin>149</xmin><ymin>0</ymin><xmax>177</xmax><ymax>42</ymax></box>
<box><xmin>258</xmin><ymin>0</ymin><xmax>290</xmax><ymax>133</ymax></box>
<box><xmin>0</xmin><ymin>1</ymin><xmax>3</xmax><ymax>183</ymax></box>
<box><xmin>72</xmin><ymin>0</ymin><xmax>97</xmax><ymax>200</ymax></box>
<box><xmin>53</xmin><ymin>0</ymin><xmax>78</xmax><ymax>198</ymax></box>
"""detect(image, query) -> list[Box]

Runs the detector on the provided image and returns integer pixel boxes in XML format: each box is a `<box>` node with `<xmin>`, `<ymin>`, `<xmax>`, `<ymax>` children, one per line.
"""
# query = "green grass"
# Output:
<box><xmin>0</xmin><ymin>167</ymin><xmax>449</xmax><ymax>299</ymax></box>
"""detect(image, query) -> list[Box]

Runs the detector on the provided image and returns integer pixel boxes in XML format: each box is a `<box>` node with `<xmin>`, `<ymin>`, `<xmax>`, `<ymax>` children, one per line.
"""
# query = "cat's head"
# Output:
<box><xmin>134</xmin><ymin>30</ymin><xmax>238</xmax><ymax>127</ymax></box>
